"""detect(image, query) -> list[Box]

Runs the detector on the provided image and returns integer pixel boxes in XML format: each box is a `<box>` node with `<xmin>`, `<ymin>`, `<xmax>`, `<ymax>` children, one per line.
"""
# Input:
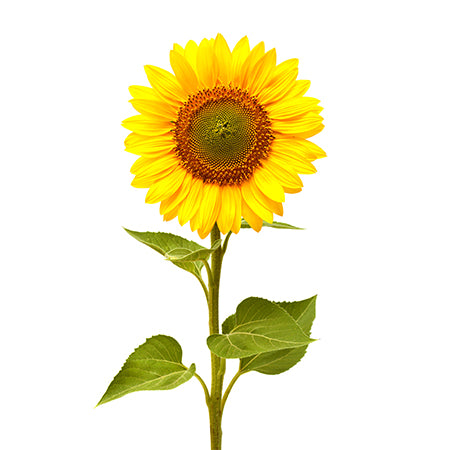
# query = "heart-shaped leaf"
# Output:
<box><xmin>207</xmin><ymin>297</ymin><xmax>313</xmax><ymax>359</ymax></box>
<box><xmin>97</xmin><ymin>335</ymin><xmax>195</xmax><ymax>406</ymax></box>
<box><xmin>240</xmin><ymin>296</ymin><xmax>316</xmax><ymax>374</ymax></box>
<box><xmin>124</xmin><ymin>229</ymin><xmax>210</xmax><ymax>278</ymax></box>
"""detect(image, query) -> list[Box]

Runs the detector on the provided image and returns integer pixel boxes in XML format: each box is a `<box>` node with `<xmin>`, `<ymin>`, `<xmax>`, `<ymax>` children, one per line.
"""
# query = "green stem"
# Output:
<box><xmin>221</xmin><ymin>370</ymin><xmax>242</xmax><ymax>413</ymax></box>
<box><xmin>196</xmin><ymin>273</ymin><xmax>210</xmax><ymax>303</ymax></box>
<box><xmin>208</xmin><ymin>223</ymin><xmax>225</xmax><ymax>450</ymax></box>
<box><xmin>222</xmin><ymin>231</ymin><xmax>232</xmax><ymax>257</ymax></box>
<box><xmin>194</xmin><ymin>372</ymin><xmax>210</xmax><ymax>405</ymax></box>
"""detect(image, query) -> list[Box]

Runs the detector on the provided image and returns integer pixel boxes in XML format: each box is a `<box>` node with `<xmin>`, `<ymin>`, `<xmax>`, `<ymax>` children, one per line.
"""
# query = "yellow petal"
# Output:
<box><xmin>196</xmin><ymin>38</ymin><xmax>219</xmax><ymax>88</ymax></box>
<box><xmin>253</xmin><ymin>168</ymin><xmax>285</xmax><ymax>203</ymax></box>
<box><xmin>144</xmin><ymin>65</ymin><xmax>185</xmax><ymax>105</ymax></box>
<box><xmin>263</xmin><ymin>158</ymin><xmax>306</xmax><ymax>189</ymax></box>
<box><xmin>173</xmin><ymin>43</ymin><xmax>184</xmax><ymax>55</ymax></box>
<box><xmin>125</xmin><ymin>142</ymin><xmax>173</xmax><ymax>157</ymax></box>
<box><xmin>122</xmin><ymin>115</ymin><xmax>172</xmax><ymax>136</ymax></box>
<box><xmin>216</xmin><ymin>185</ymin><xmax>235</xmax><ymax>234</ymax></box>
<box><xmin>131</xmin><ymin>163</ymin><xmax>178</xmax><ymax>188</ymax></box>
<box><xmin>130</xmin><ymin>153</ymin><xmax>178</xmax><ymax>176</ymax></box>
<box><xmin>275</xmin><ymin>80</ymin><xmax>312</xmax><ymax>105</ymax></box>
<box><xmin>247</xmin><ymin>48</ymin><xmax>277</xmax><ymax>96</ymax></box>
<box><xmin>231</xmin><ymin>187</ymin><xmax>242</xmax><ymax>234</ymax></box>
<box><xmin>274</xmin><ymin>136</ymin><xmax>326</xmax><ymax>160</ymax></box>
<box><xmin>249</xmin><ymin>178</ymin><xmax>284</xmax><ymax>216</ymax></box>
<box><xmin>184</xmin><ymin>40</ymin><xmax>199</xmax><ymax>71</ymax></box>
<box><xmin>270</xmin><ymin>152</ymin><xmax>313</xmax><ymax>175</ymax></box>
<box><xmin>189</xmin><ymin>206</ymin><xmax>203</xmax><ymax>232</ymax></box>
<box><xmin>241</xmin><ymin>180</ymin><xmax>273</xmax><ymax>223</ymax></box>
<box><xmin>291</xmin><ymin>79</ymin><xmax>311</xmax><ymax>97</ymax></box>
<box><xmin>145</xmin><ymin>165</ymin><xmax>186</xmax><ymax>204</ymax></box>
<box><xmin>241</xmin><ymin>198</ymin><xmax>263</xmax><ymax>232</ymax></box>
<box><xmin>214</xmin><ymin>33</ymin><xmax>232</xmax><ymax>84</ymax></box>
<box><xmin>197</xmin><ymin>227</ymin><xmax>210</xmax><ymax>240</ymax></box>
<box><xmin>124</xmin><ymin>132</ymin><xmax>173</xmax><ymax>155</ymax></box>
<box><xmin>271</xmin><ymin>142</ymin><xmax>319</xmax><ymax>172</ymax></box>
<box><xmin>258</xmin><ymin>59</ymin><xmax>299</xmax><ymax>105</ymax></box>
<box><xmin>292</xmin><ymin>123</ymin><xmax>325</xmax><ymax>139</ymax></box>
<box><xmin>170</xmin><ymin>50</ymin><xmax>199</xmax><ymax>95</ymax></box>
<box><xmin>197</xmin><ymin>183</ymin><xmax>221</xmax><ymax>237</ymax></box>
<box><xmin>163</xmin><ymin>203</ymin><xmax>180</xmax><ymax>221</ymax></box>
<box><xmin>129</xmin><ymin>98</ymin><xmax>177</xmax><ymax>118</ymax></box>
<box><xmin>160</xmin><ymin>172</ymin><xmax>193</xmax><ymax>215</ymax></box>
<box><xmin>297</xmin><ymin>139</ymin><xmax>327</xmax><ymax>159</ymax></box>
<box><xmin>178</xmin><ymin>177</ymin><xmax>204</xmax><ymax>225</ymax></box>
<box><xmin>283</xmin><ymin>186</ymin><xmax>303</xmax><ymax>194</ymax></box>
<box><xmin>239</xmin><ymin>41</ymin><xmax>265</xmax><ymax>88</ymax></box>
<box><xmin>272</xmin><ymin>114</ymin><xmax>324</xmax><ymax>135</ymax></box>
<box><xmin>231</xmin><ymin>36</ymin><xmax>250</xmax><ymax>84</ymax></box>
<box><xmin>129</xmin><ymin>85</ymin><xmax>159</xmax><ymax>100</ymax></box>
<box><xmin>266</xmin><ymin>97</ymin><xmax>321</xmax><ymax>120</ymax></box>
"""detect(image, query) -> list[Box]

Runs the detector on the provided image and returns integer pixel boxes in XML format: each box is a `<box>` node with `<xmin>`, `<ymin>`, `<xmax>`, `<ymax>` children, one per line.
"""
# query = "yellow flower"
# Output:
<box><xmin>123</xmin><ymin>35</ymin><xmax>325</xmax><ymax>238</ymax></box>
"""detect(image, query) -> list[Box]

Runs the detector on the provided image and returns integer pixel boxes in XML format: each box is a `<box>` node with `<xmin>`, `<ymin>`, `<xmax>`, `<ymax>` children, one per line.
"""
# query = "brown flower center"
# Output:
<box><xmin>173</xmin><ymin>86</ymin><xmax>274</xmax><ymax>185</ymax></box>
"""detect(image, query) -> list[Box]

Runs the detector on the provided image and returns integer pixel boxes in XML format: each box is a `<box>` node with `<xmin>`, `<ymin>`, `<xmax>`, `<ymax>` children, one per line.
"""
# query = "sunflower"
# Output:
<box><xmin>123</xmin><ymin>34</ymin><xmax>325</xmax><ymax>238</ymax></box>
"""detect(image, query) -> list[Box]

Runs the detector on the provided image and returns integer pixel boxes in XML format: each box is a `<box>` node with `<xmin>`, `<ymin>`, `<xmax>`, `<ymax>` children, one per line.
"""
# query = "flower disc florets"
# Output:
<box><xmin>174</xmin><ymin>86</ymin><xmax>274</xmax><ymax>186</ymax></box>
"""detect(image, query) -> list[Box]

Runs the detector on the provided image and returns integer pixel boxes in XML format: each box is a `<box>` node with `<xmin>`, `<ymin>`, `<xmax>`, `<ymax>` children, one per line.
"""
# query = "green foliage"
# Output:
<box><xmin>277</xmin><ymin>296</ymin><xmax>316</xmax><ymax>335</ymax></box>
<box><xmin>97</xmin><ymin>335</ymin><xmax>195</xmax><ymax>406</ymax></box>
<box><xmin>221</xmin><ymin>313</ymin><xmax>236</xmax><ymax>334</ymax></box>
<box><xmin>124</xmin><ymin>228</ymin><xmax>215</xmax><ymax>278</ymax></box>
<box><xmin>165</xmin><ymin>239</ymin><xmax>221</xmax><ymax>262</ymax></box>
<box><xmin>240</xmin><ymin>296</ymin><xmax>316</xmax><ymax>374</ymax></box>
<box><xmin>240</xmin><ymin>219</ymin><xmax>304</xmax><ymax>230</ymax></box>
<box><xmin>207</xmin><ymin>297</ymin><xmax>314</xmax><ymax>359</ymax></box>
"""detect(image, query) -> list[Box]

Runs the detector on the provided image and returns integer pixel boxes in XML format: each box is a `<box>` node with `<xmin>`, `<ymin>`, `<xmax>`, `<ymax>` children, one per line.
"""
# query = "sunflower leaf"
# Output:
<box><xmin>240</xmin><ymin>219</ymin><xmax>304</xmax><ymax>230</ymax></box>
<box><xmin>124</xmin><ymin>228</ymin><xmax>208</xmax><ymax>278</ymax></box>
<box><xmin>221</xmin><ymin>313</ymin><xmax>236</xmax><ymax>335</ymax></box>
<box><xmin>97</xmin><ymin>335</ymin><xmax>195</xmax><ymax>406</ymax></box>
<box><xmin>208</xmin><ymin>297</ymin><xmax>314</xmax><ymax>359</ymax></box>
<box><xmin>165</xmin><ymin>239</ymin><xmax>221</xmax><ymax>262</ymax></box>
<box><xmin>239</xmin><ymin>296</ymin><xmax>316</xmax><ymax>374</ymax></box>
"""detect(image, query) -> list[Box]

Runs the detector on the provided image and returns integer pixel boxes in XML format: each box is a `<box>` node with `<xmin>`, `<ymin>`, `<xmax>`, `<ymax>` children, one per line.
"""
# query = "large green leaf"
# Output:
<box><xmin>207</xmin><ymin>297</ymin><xmax>313</xmax><ymax>359</ymax></box>
<box><xmin>240</xmin><ymin>296</ymin><xmax>316</xmax><ymax>374</ymax></box>
<box><xmin>165</xmin><ymin>239</ymin><xmax>221</xmax><ymax>262</ymax></box>
<box><xmin>97</xmin><ymin>335</ymin><xmax>195</xmax><ymax>406</ymax></box>
<box><xmin>240</xmin><ymin>219</ymin><xmax>304</xmax><ymax>230</ymax></box>
<box><xmin>124</xmin><ymin>229</ymin><xmax>210</xmax><ymax>278</ymax></box>
<box><xmin>277</xmin><ymin>296</ymin><xmax>316</xmax><ymax>335</ymax></box>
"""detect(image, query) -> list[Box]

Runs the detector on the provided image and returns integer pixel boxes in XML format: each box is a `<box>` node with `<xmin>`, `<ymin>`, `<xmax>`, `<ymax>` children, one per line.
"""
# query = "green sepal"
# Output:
<box><xmin>124</xmin><ymin>228</ymin><xmax>211</xmax><ymax>278</ymax></box>
<box><xmin>165</xmin><ymin>239</ymin><xmax>221</xmax><ymax>262</ymax></box>
<box><xmin>207</xmin><ymin>297</ymin><xmax>314</xmax><ymax>359</ymax></box>
<box><xmin>240</xmin><ymin>219</ymin><xmax>304</xmax><ymax>230</ymax></box>
<box><xmin>240</xmin><ymin>296</ymin><xmax>316</xmax><ymax>375</ymax></box>
<box><xmin>97</xmin><ymin>335</ymin><xmax>195</xmax><ymax>406</ymax></box>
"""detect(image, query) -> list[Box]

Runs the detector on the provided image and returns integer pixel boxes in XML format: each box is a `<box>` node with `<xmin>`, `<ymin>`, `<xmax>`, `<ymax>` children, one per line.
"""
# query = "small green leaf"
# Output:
<box><xmin>207</xmin><ymin>297</ymin><xmax>313</xmax><ymax>359</ymax></box>
<box><xmin>165</xmin><ymin>239</ymin><xmax>221</xmax><ymax>262</ymax></box>
<box><xmin>240</xmin><ymin>219</ymin><xmax>304</xmax><ymax>230</ymax></box>
<box><xmin>240</xmin><ymin>296</ymin><xmax>316</xmax><ymax>375</ymax></box>
<box><xmin>124</xmin><ymin>229</ymin><xmax>208</xmax><ymax>277</ymax></box>
<box><xmin>97</xmin><ymin>335</ymin><xmax>195</xmax><ymax>406</ymax></box>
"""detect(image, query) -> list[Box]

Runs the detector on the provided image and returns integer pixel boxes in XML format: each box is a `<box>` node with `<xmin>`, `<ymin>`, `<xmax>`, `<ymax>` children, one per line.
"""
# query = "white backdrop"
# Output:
<box><xmin>1</xmin><ymin>1</ymin><xmax>449</xmax><ymax>449</ymax></box>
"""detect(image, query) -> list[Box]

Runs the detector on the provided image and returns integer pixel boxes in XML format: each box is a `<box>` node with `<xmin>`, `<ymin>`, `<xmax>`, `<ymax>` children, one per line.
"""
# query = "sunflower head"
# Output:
<box><xmin>123</xmin><ymin>35</ymin><xmax>325</xmax><ymax>238</ymax></box>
